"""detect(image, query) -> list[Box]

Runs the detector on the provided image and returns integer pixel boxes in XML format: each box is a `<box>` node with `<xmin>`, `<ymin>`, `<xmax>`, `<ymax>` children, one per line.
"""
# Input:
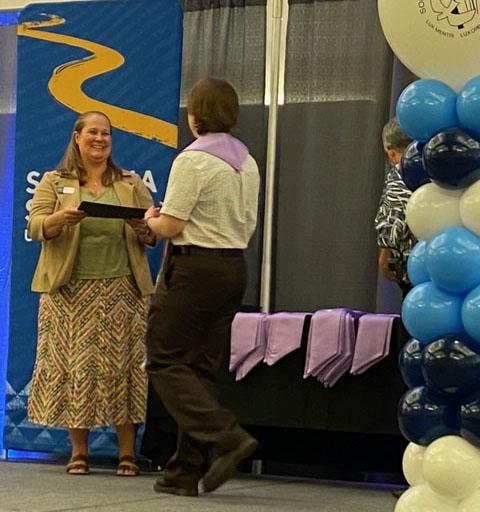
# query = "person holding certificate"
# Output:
<box><xmin>27</xmin><ymin>111</ymin><xmax>155</xmax><ymax>476</ymax></box>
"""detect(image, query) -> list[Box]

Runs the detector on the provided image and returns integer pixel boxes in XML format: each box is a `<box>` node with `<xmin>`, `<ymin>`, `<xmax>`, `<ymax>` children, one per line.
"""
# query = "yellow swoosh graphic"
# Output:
<box><xmin>17</xmin><ymin>15</ymin><xmax>177</xmax><ymax>148</ymax></box>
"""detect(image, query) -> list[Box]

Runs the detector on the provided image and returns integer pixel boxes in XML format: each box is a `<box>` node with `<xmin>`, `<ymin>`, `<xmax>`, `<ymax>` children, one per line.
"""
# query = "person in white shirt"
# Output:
<box><xmin>145</xmin><ymin>77</ymin><xmax>260</xmax><ymax>497</ymax></box>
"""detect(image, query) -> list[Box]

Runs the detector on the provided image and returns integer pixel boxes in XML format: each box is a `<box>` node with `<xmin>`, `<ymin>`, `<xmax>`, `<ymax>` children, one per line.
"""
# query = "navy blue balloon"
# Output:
<box><xmin>399</xmin><ymin>338</ymin><xmax>426</xmax><ymax>388</ymax></box>
<box><xmin>423</xmin><ymin>128</ymin><xmax>480</xmax><ymax>188</ymax></box>
<box><xmin>398</xmin><ymin>386</ymin><xmax>459</xmax><ymax>446</ymax></box>
<box><xmin>461</xmin><ymin>392</ymin><xmax>480</xmax><ymax>448</ymax></box>
<box><xmin>422</xmin><ymin>335</ymin><xmax>480</xmax><ymax>399</ymax></box>
<box><xmin>400</xmin><ymin>141</ymin><xmax>430</xmax><ymax>192</ymax></box>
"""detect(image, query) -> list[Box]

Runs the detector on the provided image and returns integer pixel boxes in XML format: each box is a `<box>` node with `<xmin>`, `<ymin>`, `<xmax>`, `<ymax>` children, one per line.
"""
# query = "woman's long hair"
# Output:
<box><xmin>57</xmin><ymin>111</ymin><xmax>123</xmax><ymax>185</ymax></box>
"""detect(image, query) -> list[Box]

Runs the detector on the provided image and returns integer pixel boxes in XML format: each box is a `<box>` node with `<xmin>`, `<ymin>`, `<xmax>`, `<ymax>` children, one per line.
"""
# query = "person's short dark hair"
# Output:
<box><xmin>382</xmin><ymin>117</ymin><xmax>412</xmax><ymax>151</ymax></box>
<box><xmin>187</xmin><ymin>77</ymin><xmax>239</xmax><ymax>135</ymax></box>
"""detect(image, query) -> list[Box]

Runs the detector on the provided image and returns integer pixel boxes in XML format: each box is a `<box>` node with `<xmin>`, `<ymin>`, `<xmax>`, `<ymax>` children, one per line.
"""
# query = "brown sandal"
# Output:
<box><xmin>116</xmin><ymin>455</ymin><xmax>139</xmax><ymax>477</ymax></box>
<box><xmin>66</xmin><ymin>454</ymin><xmax>89</xmax><ymax>475</ymax></box>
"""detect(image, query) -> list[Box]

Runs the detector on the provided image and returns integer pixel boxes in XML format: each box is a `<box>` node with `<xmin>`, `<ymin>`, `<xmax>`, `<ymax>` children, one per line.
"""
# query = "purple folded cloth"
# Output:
<box><xmin>229</xmin><ymin>312</ymin><xmax>268</xmax><ymax>381</ymax></box>
<box><xmin>350</xmin><ymin>313</ymin><xmax>398</xmax><ymax>375</ymax></box>
<box><xmin>183</xmin><ymin>132</ymin><xmax>249</xmax><ymax>171</ymax></box>
<box><xmin>318</xmin><ymin>311</ymin><xmax>356</xmax><ymax>387</ymax></box>
<box><xmin>263</xmin><ymin>312</ymin><xmax>307</xmax><ymax>366</ymax></box>
<box><xmin>304</xmin><ymin>309</ymin><xmax>348</xmax><ymax>379</ymax></box>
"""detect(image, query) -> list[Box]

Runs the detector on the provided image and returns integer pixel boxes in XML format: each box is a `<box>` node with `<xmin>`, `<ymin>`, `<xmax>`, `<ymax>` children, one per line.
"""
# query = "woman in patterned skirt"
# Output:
<box><xmin>27</xmin><ymin>111</ymin><xmax>156</xmax><ymax>476</ymax></box>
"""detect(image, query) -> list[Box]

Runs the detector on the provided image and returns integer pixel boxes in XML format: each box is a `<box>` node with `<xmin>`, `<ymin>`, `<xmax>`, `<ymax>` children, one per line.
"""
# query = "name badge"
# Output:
<box><xmin>57</xmin><ymin>187</ymin><xmax>75</xmax><ymax>194</ymax></box>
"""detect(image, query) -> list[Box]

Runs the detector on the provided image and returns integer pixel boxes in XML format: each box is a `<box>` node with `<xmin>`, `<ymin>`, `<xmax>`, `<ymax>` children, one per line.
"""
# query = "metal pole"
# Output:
<box><xmin>260</xmin><ymin>0</ymin><xmax>285</xmax><ymax>313</ymax></box>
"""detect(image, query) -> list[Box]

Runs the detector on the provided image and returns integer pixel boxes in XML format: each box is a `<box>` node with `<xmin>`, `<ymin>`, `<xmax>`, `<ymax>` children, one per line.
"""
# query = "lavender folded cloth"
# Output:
<box><xmin>229</xmin><ymin>312</ymin><xmax>268</xmax><ymax>381</ymax></box>
<box><xmin>318</xmin><ymin>311</ymin><xmax>357</xmax><ymax>387</ymax></box>
<box><xmin>303</xmin><ymin>309</ymin><xmax>348</xmax><ymax>379</ymax></box>
<box><xmin>229</xmin><ymin>312</ymin><xmax>266</xmax><ymax>371</ymax></box>
<box><xmin>263</xmin><ymin>312</ymin><xmax>307</xmax><ymax>366</ymax></box>
<box><xmin>350</xmin><ymin>313</ymin><xmax>398</xmax><ymax>375</ymax></box>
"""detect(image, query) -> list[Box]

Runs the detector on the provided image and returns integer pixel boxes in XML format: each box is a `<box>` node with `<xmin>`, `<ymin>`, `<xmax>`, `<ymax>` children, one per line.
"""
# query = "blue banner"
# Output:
<box><xmin>6</xmin><ymin>0</ymin><xmax>183</xmax><ymax>455</ymax></box>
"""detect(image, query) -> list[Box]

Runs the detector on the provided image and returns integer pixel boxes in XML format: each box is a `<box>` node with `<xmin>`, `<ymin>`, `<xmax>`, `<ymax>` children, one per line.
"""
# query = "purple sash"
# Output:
<box><xmin>263</xmin><ymin>312</ymin><xmax>307</xmax><ymax>366</ymax></box>
<box><xmin>304</xmin><ymin>309</ymin><xmax>348</xmax><ymax>379</ymax></box>
<box><xmin>229</xmin><ymin>312</ymin><xmax>268</xmax><ymax>381</ymax></box>
<box><xmin>350</xmin><ymin>314</ymin><xmax>398</xmax><ymax>375</ymax></box>
<box><xmin>183</xmin><ymin>132</ymin><xmax>249</xmax><ymax>171</ymax></box>
<box><xmin>317</xmin><ymin>310</ymin><xmax>366</xmax><ymax>387</ymax></box>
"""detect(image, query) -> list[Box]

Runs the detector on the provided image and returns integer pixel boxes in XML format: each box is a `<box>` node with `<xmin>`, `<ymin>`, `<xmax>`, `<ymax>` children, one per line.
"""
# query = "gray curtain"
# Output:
<box><xmin>274</xmin><ymin>0</ymin><xmax>394</xmax><ymax>312</ymax></box>
<box><xmin>179</xmin><ymin>0</ymin><xmax>267</xmax><ymax>308</ymax></box>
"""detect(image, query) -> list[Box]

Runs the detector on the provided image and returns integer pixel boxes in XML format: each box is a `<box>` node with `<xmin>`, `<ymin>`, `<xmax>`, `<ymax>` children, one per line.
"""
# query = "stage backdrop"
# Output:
<box><xmin>5</xmin><ymin>0</ymin><xmax>183</xmax><ymax>455</ymax></box>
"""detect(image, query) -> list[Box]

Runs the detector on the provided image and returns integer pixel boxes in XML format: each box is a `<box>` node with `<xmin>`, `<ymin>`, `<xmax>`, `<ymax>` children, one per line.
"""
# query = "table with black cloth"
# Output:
<box><xmin>141</xmin><ymin>315</ymin><xmax>410</xmax><ymax>482</ymax></box>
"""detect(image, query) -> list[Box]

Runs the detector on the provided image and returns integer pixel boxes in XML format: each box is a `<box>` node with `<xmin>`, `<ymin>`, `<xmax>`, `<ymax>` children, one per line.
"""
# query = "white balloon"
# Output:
<box><xmin>460</xmin><ymin>180</ymin><xmax>480</xmax><ymax>236</ymax></box>
<box><xmin>406</xmin><ymin>183</ymin><xmax>464</xmax><ymax>241</ymax></box>
<box><xmin>378</xmin><ymin>0</ymin><xmax>480</xmax><ymax>91</ymax></box>
<box><xmin>423</xmin><ymin>436</ymin><xmax>480</xmax><ymax>500</ymax></box>
<box><xmin>458</xmin><ymin>490</ymin><xmax>480</xmax><ymax>512</ymax></box>
<box><xmin>403</xmin><ymin>443</ymin><xmax>426</xmax><ymax>486</ymax></box>
<box><xmin>394</xmin><ymin>484</ymin><xmax>458</xmax><ymax>512</ymax></box>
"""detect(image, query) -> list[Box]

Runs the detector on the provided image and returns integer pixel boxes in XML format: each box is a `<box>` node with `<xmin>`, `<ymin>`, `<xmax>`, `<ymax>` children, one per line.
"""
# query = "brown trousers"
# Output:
<box><xmin>146</xmin><ymin>247</ymin><xmax>251</xmax><ymax>486</ymax></box>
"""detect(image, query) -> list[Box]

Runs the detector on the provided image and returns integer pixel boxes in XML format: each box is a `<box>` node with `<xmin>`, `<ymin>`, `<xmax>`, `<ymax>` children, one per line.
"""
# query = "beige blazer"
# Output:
<box><xmin>28</xmin><ymin>170</ymin><xmax>156</xmax><ymax>296</ymax></box>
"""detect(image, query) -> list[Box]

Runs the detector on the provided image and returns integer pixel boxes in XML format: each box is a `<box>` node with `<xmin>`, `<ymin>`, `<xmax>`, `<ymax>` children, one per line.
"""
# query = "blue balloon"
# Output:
<box><xmin>422</xmin><ymin>335</ymin><xmax>480</xmax><ymax>399</ymax></box>
<box><xmin>461</xmin><ymin>284</ymin><xmax>480</xmax><ymax>343</ymax></box>
<box><xmin>423</xmin><ymin>128</ymin><xmax>480</xmax><ymax>188</ymax></box>
<box><xmin>407</xmin><ymin>241</ymin><xmax>430</xmax><ymax>286</ymax></box>
<box><xmin>399</xmin><ymin>338</ymin><xmax>426</xmax><ymax>388</ymax></box>
<box><xmin>402</xmin><ymin>282</ymin><xmax>464</xmax><ymax>344</ymax></box>
<box><xmin>457</xmin><ymin>75</ymin><xmax>480</xmax><ymax>139</ymax></box>
<box><xmin>426</xmin><ymin>227</ymin><xmax>480</xmax><ymax>294</ymax></box>
<box><xmin>460</xmin><ymin>392</ymin><xmax>480</xmax><ymax>448</ymax></box>
<box><xmin>398</xmin><ymin>386</ymin><xmax>459</xmax><ymax>446</ymax></box>
<box><xmin>400</xmin><ymin>141</ymin><xmax>430</xmax><ymax>191</ymax></box>
<box><xmin>396</xmin><ymin>79</ymin><xmax>458</xmax><ymax>143</ymax></box>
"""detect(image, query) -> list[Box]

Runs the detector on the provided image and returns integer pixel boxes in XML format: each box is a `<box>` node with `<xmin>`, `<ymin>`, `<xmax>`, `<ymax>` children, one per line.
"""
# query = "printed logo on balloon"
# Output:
<box><xmin>379</xmin><ymin>1</ymin><xmax>480</xmax><ymax>510</ymax></box>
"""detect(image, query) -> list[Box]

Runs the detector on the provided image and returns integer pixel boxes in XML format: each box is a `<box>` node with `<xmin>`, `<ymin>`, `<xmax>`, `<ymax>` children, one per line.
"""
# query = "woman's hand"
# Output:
<box><xmin>61</xmin><ymin>207</ymin><xmax>88</xmax><ymax>227</ymax></box>
<box><xmin>126</xmin><ymin>219</ymin><xmax>150</xmax><ymax>237</ymax></box>
<box><xmin>126</xmin><ymin>219</ymin><xmax>156</xmax><ymax>245</ymax></box>
<box><xmin>42</xmin><ymin>207</ymin><xmax>87</xmax><ymax>239</ymax></box>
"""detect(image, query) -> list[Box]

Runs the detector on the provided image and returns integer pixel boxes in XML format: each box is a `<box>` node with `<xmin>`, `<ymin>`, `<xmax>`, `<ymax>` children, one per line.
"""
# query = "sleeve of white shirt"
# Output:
<box><xmin>160</xmin><ymin>152</ymin><xmax>202</xmax><ymax>221</ymax></box>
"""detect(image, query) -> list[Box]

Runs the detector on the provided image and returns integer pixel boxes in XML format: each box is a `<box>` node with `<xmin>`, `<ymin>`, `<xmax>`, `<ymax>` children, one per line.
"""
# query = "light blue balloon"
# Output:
<box><xmin>401</xmin><ymin>282</ymin><xmax>464</xmax><ymax>344</ymax></box>
<box><xmin>457</xmin><ymin>75</ymin><xmax>480</xmax><ymax>139</ymax></box>
<box><xmin>461</xmin><ymin>285</ymin><xmax>480</xmax><ymax>343</ymax></box>
<box><xmin>396</xmin><ymin>79</ymin><xmax>458</xmax><ymax>143</ymax></box>
<box><xmin>407</xmin><ymin>241</ymin><xmax>430</xmax><ymax>286</ymax></box>
<box><xmin>426</xmin><ymin>227</ymin><xmax>480</xmax><ymax>294</ymax></box>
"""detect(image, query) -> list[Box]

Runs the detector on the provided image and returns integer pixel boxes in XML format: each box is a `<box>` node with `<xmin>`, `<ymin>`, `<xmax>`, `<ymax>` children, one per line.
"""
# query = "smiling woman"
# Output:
<box><xmin>25</xmin><ymin>110</ymin><xmax>158</xmax><ymax>476</ymax></box>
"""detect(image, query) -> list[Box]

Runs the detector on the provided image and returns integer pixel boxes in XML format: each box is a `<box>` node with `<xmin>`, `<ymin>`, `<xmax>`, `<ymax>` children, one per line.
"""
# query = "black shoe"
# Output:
<box><xmin>202</xmin><ymin>437</ymin><xmax>259</xmax><ymax>493</ymax></box>
<box><xmin>153</xmin><ymin>477</ymin><xmax>199</xmax><ymax>497</ymax></box>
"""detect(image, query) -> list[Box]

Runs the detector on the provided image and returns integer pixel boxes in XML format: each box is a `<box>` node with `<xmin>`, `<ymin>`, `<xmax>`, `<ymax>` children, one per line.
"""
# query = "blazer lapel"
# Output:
<box><xmin>113</xmin><ymin>174</ymin><xmax>135</xmax><ymax>207</ymax></box>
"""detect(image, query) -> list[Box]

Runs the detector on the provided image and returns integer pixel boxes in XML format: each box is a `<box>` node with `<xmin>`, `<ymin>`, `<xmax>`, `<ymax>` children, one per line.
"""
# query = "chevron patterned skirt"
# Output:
<box><xmin>28</xmin><ymin>275</ymin><xmax>148</xmax><ymax>429</ymax></box>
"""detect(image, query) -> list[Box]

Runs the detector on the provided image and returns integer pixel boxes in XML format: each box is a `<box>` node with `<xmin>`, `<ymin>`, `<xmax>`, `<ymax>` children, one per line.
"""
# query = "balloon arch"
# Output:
<box><xmin>378</xmin><ymin>1</ymin><xmax>480</xmax><ymax>510</ymax></box>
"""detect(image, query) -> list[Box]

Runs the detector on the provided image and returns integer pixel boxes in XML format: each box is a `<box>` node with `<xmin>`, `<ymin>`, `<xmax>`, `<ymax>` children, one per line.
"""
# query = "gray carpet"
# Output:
<box><xmin>0</xmin><ymin>461</ymin><xmax>400</xmax><ymax>512</ymax></box>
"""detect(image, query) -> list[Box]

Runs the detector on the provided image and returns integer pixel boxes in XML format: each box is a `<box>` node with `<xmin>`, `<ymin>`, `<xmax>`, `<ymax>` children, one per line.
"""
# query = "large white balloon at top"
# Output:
<box><xmin>378</xmin><ymin>0</ymin><xmax>480</xmax><ymax>91</ymax></box>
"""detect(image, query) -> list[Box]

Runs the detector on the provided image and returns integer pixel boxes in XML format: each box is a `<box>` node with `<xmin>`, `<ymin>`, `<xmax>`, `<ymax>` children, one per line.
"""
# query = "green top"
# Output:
<box><xmin>72</xmin><ymin>187</ymin><xmax>131</xmax><ymax>280</ymax></box>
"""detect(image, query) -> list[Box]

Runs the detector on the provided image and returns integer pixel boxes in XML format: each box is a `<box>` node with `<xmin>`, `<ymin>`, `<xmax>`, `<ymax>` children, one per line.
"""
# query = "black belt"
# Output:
<box><xmin>171</xmin><ymin>245</ymin><xmax>243</xmax><ymax>257</ymax></box>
